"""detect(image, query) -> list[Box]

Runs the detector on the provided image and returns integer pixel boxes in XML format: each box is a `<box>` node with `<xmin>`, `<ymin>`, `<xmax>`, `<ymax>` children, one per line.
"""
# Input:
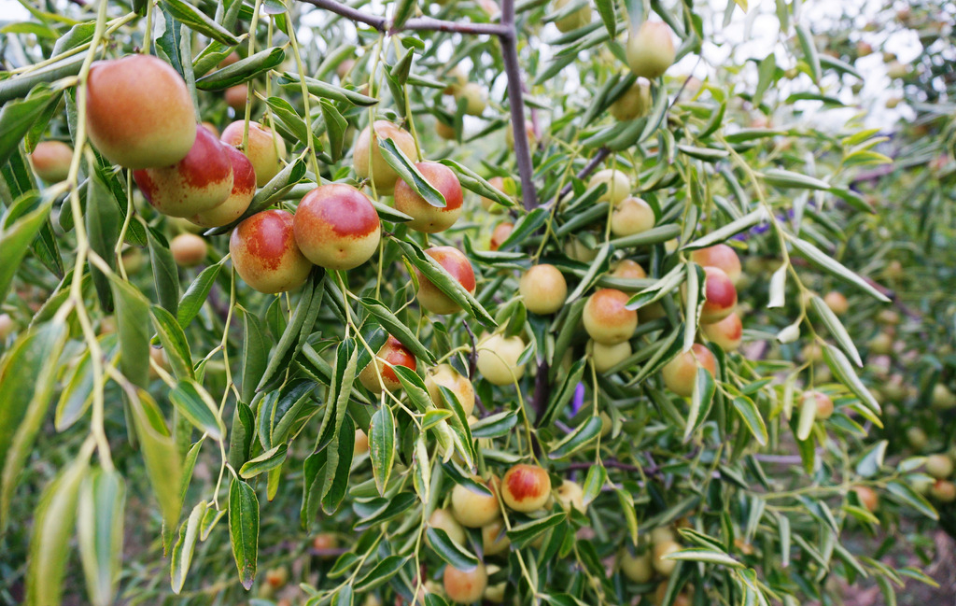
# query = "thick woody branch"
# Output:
<box><xmin>499</xmin><ymin>0</ymin><xmax>537</xmax><ymax>210</ymax></box>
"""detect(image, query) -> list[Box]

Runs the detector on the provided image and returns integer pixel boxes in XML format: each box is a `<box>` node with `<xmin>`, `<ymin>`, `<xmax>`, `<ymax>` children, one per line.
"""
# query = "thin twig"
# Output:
<box><xmin>558</xmin><ymin>146</ymin><xmax>611</xmax><ymax>199</ymax></box>
<box><xmin>297</xmin><ymin>0</ymin><xmax>509</xmax><ymax>35</ymax></box>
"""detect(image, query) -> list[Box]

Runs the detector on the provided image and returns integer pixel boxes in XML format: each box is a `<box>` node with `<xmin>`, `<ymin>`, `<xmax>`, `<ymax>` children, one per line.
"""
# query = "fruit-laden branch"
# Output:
<box><xmin>296</xmin><ymin>0</ymin><xmax>538</xmax><ymax>209</ymax></box>
<box><xmin>559</xmin><ymin>146</ymin><xmax>611</xmax><ymax>200</ymax></box>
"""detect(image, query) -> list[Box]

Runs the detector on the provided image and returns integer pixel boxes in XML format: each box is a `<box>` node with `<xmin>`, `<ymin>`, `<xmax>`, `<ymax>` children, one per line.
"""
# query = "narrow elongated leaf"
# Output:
<box><xmin>77</xmin><ymin>469</ymin><xmax>125</xmax><ymax>606</ymax></box>
<box><xmin>685</xmin><ymin>366</ymin><xmax>716</xmax><ymax>441</ymax></box>
<box><xmin>733</xmin><ymin>396</ymin><xmax>768</xmax><ymax>446</ymax></box>
<box><xmin>0</xmin><ymin>320</ymin><xmax>68</xmax><ymax>528</ymax></box>
<box><xmin>426</xmin><ymin>527</ymin><xmax>479</xmax><ymax>571</ymax></box>
<box><xmin>0</xmin><ymin>191</ymin><xmax>54</xmax><ymax>303</ymax></box>
<box><xmin>369</xmin><ymin>405</ymin><xmax>395</xmax><ymax>496</ymax></box>
<box><xmin>178</xmin><ymin>261</ymin><xmax>224</xmax><ymax>328</ymax></box>
<box><xmin>662</xmin><ymin>547</ymin><xmax>744</xmax><ymax>568</ymax></box>
<box><xmin>151</xmin><ymin>305</ymin><xmax>193</xmax><ymax>380</ymax></box>
<box><xmin>360</xmin><ymin>297</ymin><xmax>436</xmax><ymax>364</ymax></box>
<box><xmin>26</xmin><ymin>451</ymin><xmax>89</xmax><ymax>606</ymax></box>
<box><xmin>353</xmin><ymin>555</ymin><xmax>408</xmax><ymax>592</ymax></box>
<box><xmin>168</xmin><ymin>379</ymin><xmax>224</xmax><ymax>440</ymax></box>
<box><xmin>0</xmin><ymin>84</ymin><xmax>59</xmax><ymax>165</ymax></box>
<box><xmin>683</xmin><ymin>209</ymin><xmax>768</xmax><ymax>250</ymax></box>
<box><xmin>147</xmin><ymin>227</ymin><xmax>180</xmax><ymax>315</ymax></box>
<box><xmin>196</xmin><ymin>47</ymin><xmax>285</xmax><ymax>90</ymax></box>
<box><xmin>810</xmin><ymin>295</ymin><xmax>861</xmax><ymax>366</ymax></box>
<box><xmin>506</xmin><ymin>512</ymin><xmax>566</xmax><ymax>548</ymax></box>
<box><xmin>822</xmin><ymin>344</ymin><xmax>882</xmax><ymax>417</ymax></box>
<box><xmin>162</xmin><ymin>0</ymin><xmax>240</xmax><ymax>45</ymax></box>
<box><xmin>229</xmin><ymin>478</ymin><xmax>260</xmax><ymax>589</ymax></box>
<box><xmin>549</xmin><ymin>416</ymin><xmax>602</xmax><ymax>459</ymax></box>
<box><xmin>789</xmin><ymin>238</ymin><xmax>890</xmax><ymax>302</ymax></box>
<box><xmin>129</xmin><ymin>389</ymin><xmax>183</xmax><ymax>532</ymax></box>
<box><xmin>170</xmin><ymin>500</ymin><xmax>207</xmax><ymax>593</ymax></box>
<box><xmin>240</xmin><ymin>308</ymin><xmax>269</xmax><ymax>404</ymax></box>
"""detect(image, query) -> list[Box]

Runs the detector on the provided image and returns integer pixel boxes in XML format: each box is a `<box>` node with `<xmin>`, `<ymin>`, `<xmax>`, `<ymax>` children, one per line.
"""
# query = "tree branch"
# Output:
<box><xmin>558</xmin><ymin>146</ymin><xmax>610</xmax><ymax>199</ymax></box>
<box><xmin>297</xmin><ymin>0</ymin><xmax>510</xmax><ymax>35</ymax></box>
<box><xmin>499</xmin><ymin>0</ymin><xmax>537</xmax><ymax>209</ymax></box>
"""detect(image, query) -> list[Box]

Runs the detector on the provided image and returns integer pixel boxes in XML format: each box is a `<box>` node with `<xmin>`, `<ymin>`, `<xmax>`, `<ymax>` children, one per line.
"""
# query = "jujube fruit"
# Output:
<box><xmin>353</xmin><ymin>120</ymin><xmax>417</xmax><ymax>195</ymax></box>
<box><xmin>133</xmin><ymin>127</ymin><xmax>233</xmax><ymax>218</ymax></box>
<box><xmin>29</xmin><ymin>141</ymin><xmax>73</xmax><ymax>183</ymax></box>
<box><xmin>190</xmin><ymin>146</ymin><xmax>257</xmax><ymax>227</ymax></box>
<box><xmin>611</xmin><ymin>197</ymin><xmax>656</xmax><ymax>237</ymax></box>
<box><xmin>851</xmin><ymin>486</ymin><xmax>879</xmax><ymax>512</ymax></box>
<box><xmin>702</xmin><ymin>312</ymin><xmax>742</xmax><ymax>352</ymax></box>
<box><xmin>394</xmin><ymin>161</ymin><xmax>464</xmax><ymax>233</ymax></box>
<box><xmin>519</xmin><ymin>265</ymin><xmax>568</xmax><ymax>315</ymax></box>
<box><xmin>443</xmin><ymin>562</ymin><xmax>487</xmax><ymax>604</ymax></box>
<box><xmin>610</xmin><ymin>81</ymin><xmax>651</xmax><ymax>121</ymax></box>
<box><xmin>224</xmin><ymin>85</ymin><xmax>247</xmax><ymax>113</ymax></box>
<box><xmin>477</xmin><ymin>333</ymin><xmax>526</xmax><ymax>385</ymax></box>
<box><xmin>415</xmin><ymin>246</ymin><xmax>476</xmax><ymax>315</ymax></box>
<box><xmin>802</xmin><ymin>391</ymin><xmax>834</xmax><ymax>420</ymax></box>
<box><xmin>690</xmin><ymin>244</ymin><xmax>742</xmax><ymax>284</ymax></box>
<box><xmin>425</xmin><ymin>364</ymin><xmax>476</xmax><ymax>416</ymax></box>
<box><xmin>86</xmin><ymin>55</ymin><xmax>196</xmax><ymax>169</ymax></box>
<box><xmin>652</xmin><ymin>540</ymin><xmax>681</xmax><ymax>576</ymax></box>
<box><xmin>481</xmin><ymin>519</ymin><xmax>511</xmax><ymax>555</ymax></box>
<box><xmin>358</xmin><ymin>335</ymin><xmax>416</xmax><ymax>394</ymax></box>
<box><xmin>699</xmin><ymin>266</ymin><xmax>737</xmax><ymax>324</ymax></box>
<box><xmin>583</xmin><ymin>288</ymin><xmax>638</xmax><ymax>345</ymax></box>
<box><xmin>555</xmin><ymin>479</ymin><xmax>587</xmax><ymax>513</ymax></box>
<box><xmin>662</xmin><ymin>344</ymin><xmax>717</xmax><ymax>397</ymax></box>
<box><xmin>611</xmin><ymin>259</ymin><xmax>647</xmax><ymax>279</ymax></box>
<box><xmin>926</xmin><ymin>454</ymin><xmax>954</xmax><ymax>479</ymax></box>
<box><xmin>552</xmin><ymin>0</ymin><xmax>591</xmax><ymax>33</ymax></box>
<box><xmin>588</xmin><ymin>169</ymin><xmax>631</xmax><ymax>205</ymax></box>
<box><xmin>229</xmin><ymin>209</ymin><xmax>312</xmax><ymax>294</ymax></box>
<box><xmin>221</xmin><ymin>120</ymin><xmax>286</xmax><ymax>187</ymax></box>
<box><xmin>626</xmin><ymin>21</ymin><xmax>676</xmax><ymax>79</ymax></box>
<box><xmin>428</xmin><ymin>507</ymin><xmax>467</xmax><ymax>545</ymax></box>
<box><xmin>823</xmin><ymin>291</ymin><xmax>849</xmax><ymax>315</ymax></box>
<box><xmin>293</xmin><ymin>183</ymin><xmax>381</xmax><ymax>270</ymax></box>
<box><xmin>489</xmin><ymin>222</ymin><xmax>514</xmax><ymax>251</ymax></box>
<box><xmin>451</xmin><ymin>478</ymin><xmax>500</xmax><ymax>527</ymax></box>
<box><xmin>501</xmin><ymin>464</ymin><xmax>551</xmax><ymax>512</ymax></box>
<box><xmin>456</xmin><ymin>82</ymin><xmax>487</xmax><ymax>116</ymax></box>
<box><xmin>620</xmin><ymin>548</ymin><xmax>653</xmax><ymax>583</ymax></box>
<box><xmin>591</xmin><ymin>340</ymin><xmax>632</xmax><ymax>373</ymax></box>
<box><xmin>170</xmin><ymin>233</ymin><xmax>207</xmax><ymax>267</ymax></box>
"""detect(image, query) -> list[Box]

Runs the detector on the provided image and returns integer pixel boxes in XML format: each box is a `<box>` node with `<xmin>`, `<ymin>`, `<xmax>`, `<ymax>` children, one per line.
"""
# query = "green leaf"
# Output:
<box><xmin>320</xmin><ymin>98</ymin><xmax>348</xmax><ymax>162</ymax></box>
<box><xmin>762</xmin><ymin>168</ymin><xmax>830</xmax><ymax>190</ymax></box>
<box><xmin>168</xmin><ymin>380</ymin><xmax>224</xmax><ymax>439</ymax></box>
<box><xmin>439</xmin><ymin>159</ymin><xmax>515</xmax><ymax>209</ymax></box>
<box><xmin>856</xmin><ymin>441</ymin><xmax>887</xmax><ymax>478</ymax></box>
<box><xmin>258</xmin><ymin>271</ymin><xmax>324</xmax><ymax>390</ymax></box>
<box><xmin>796</xmin><ymin>24</ymin><xmax>821</xmax><ymax>83</ymax></box>
<box><xmin>394</xmin><ymin>238</ymin><xmax>496</xmax><ymax>329</ymax></box>
<box><xmin>0</xmin><ymin>84</ymin><xmax>60</xmax><ymax>165</ymax></box>
<box><xmin>753</xmin><ymin>54</ymin><xmax>776</xmax><ymax>106</ymax></box>
<box><xmin>789</xmin><ymin>237</ymin><xmax>890</xmax><ymax>302</ymax></box>
<box><xmin>147</xmin><ymin>227</ymin><xmax>181</xmax><ymax>316</ymax></box>
<box><xmin>85</xmin><ymin>171</ymin><xmax>122</xmax><ymax>312</ymax></box>
<box><xmin>369</xmin><ymin>405</ymin><xmax>396</xmax><ymax>496</ymax></box>
<box><xmin>682</xmin><ymin>209</ymin><xmax>767</xmax><ymax>250</ymax></box>
<box><xmin>506</xmin><ymin>512</ymin><xmax>566</xmax><ymax>548</ymax></box>
<box><xmin>239</xmin><ymin>444</ymin><xmax>288</xmax><ymax>479</ymax></box>
<box><xmin>886</xmin><ymin>481</ymin><xmax>937</xmax><ymax>520</ymax></box>
<box><xmin>662</xmin><ymin>547</ymin><xmax>744</xmax><ymax>568</ymax></box>
<box><xmin>0</xmin><ymin>191</ymin><xmax>54</xmax><ymax>303</ymax></box>
<box><xmin>162</xmin><ymin>0</ymin><xmax>240</xmax><ymax>45</ymax></box>
<box><xmin>77</xmin><ymin>469</ymin><xmax>125</xmax><ymax>606</ymax></box>
<box><xmin>239</xmin><ymin>308</ymin><xmax>269</xmax><ymax>404</ymax></box>
<box><xmin>822</xmin><ymin>344</ymin><xmax>882</xmax><ymax>417</ymax></box>
<box><xmin>151</xmin><ymin>305</ymin><xmax>194</xmax><ymax>380</ymax></box>
<box><xmin>378</xmin><ymin>137</ymin><xmax>445</xmax><ymax>208</ymax></box>
<box><xmin>55</xmin><ymin>334</ymin><xmax>115</xmax><ymax>431</ymax></box>
<box><xmin>277</xmin><ymin>71</ymin><xmax>379</xmax><ymax>106</ymax></box>
<box><xmin>685</xmin><ymin>365</ymin><xmax>716</xmax><ymax>441</ymax></box>
<box><xmin>360</xmin><ymin>297</ymin><xmax>436</xmax><ymax>365</ymax></box>
<box><xmin>170</xmin><ymin>500</ymin><xmax>207</xmax><ymax>593</ymax></box>
<box><xmin>425</xmin><ymin>527</ymin><xmax>479</xmax><ymax>571</ymax></box>
<box><xmin>128</xmin><ymin>389</ymin><xmax>183</xmax><ymax>533</ymax></box>
<box><xmin>549</xmin><ymin>416</ymin><xmax>602</xmax><ymax>459</ymax></box>
<box><xmin>0</xmin><ymin>320</ymin><xmax>68</xmax><ymax>528</ymax></box>
<box><xmin>195</xmin><ymin>47</ymin><xmax>285</xmax><ymax>90</ymax></box>
<box><xmin>732</xmin><ymin>396</ymin><xmax>768</xmax><ymax>446</ymax></box>
<box><xmin>228</xmin><ymin>478</ymin><xmax>260</xmax><ymax>589</ymax></box>
<box><xmin>353</xmin><ymin>492</ymin><xmax>418</xmax><ymax>531</ymax></box>
<box><xmin>469</xmin><ymin>410</ymin><xmax>519</xmax><ymax>438</ymax></box>
<box><xmin>108</xmin><ymin>276</ymin><xmax>152</xmax><ymax>388</ymax></box>
<box><xmin>178</xmin><ymin>260</ymin><xmax>224</xmax><ymax>328</ymax></box>
<box><xmin>26</xmin><ymin>450</ymin><xmax>89</xmax><ymax>606</ymax></box>
<box><xmin>353</xmin><ymin>555</ymin><xmax>408</xmax><ymax>592</ymax></box>
<box><xmin>810</xmin><ymin>295</ymin><xmax>861</xmax><ymax>366</ymax></box>
<box><xmin>228</xmin><ymin>401</ymin><xmax>255</xmax><ymax>472</ymax></box>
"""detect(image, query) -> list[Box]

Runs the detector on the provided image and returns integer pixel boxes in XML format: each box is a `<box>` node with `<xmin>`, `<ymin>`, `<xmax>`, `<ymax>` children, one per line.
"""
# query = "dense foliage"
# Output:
<box><xmin>0</xmin><ymin>0</ymin><xmax>954</xmax><ymax>605</ymax></box>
